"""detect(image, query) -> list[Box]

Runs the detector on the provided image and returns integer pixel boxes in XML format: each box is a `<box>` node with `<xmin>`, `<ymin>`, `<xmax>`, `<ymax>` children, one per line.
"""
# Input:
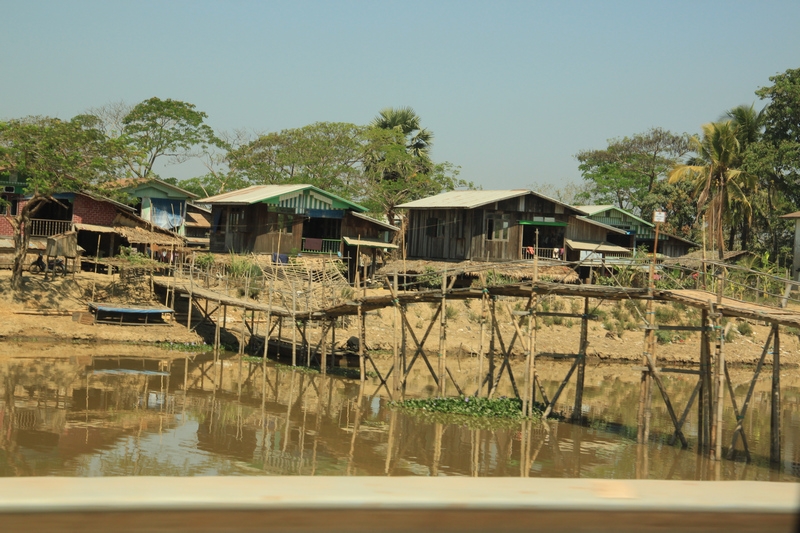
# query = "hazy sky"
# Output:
<box><xmin>3</xmin><ymin>0</ymin><xmax>799</xmax><ymax>190</ymax></box>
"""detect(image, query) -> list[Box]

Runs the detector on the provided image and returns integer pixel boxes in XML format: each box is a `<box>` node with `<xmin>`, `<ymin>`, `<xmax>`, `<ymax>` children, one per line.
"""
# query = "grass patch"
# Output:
<box><xmin>155</xmin><ymin>342</ymin><xmax>211</xmax><ymax>352</ymax></box>
<box><xmin>389</xmin><ymin>396</ymin><xmax>540</xmax><ymax>428</ymax></box>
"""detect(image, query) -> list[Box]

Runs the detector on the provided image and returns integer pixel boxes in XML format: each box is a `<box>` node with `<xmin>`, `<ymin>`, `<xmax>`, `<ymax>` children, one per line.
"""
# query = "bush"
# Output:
<box><xmin>445</xmin><ymin>304</ymin><xmax>459</xmax><ymax>320</ymax></box>
<box><xmin>195</xmin><ymin>253</ymin><xmax>215</xmax><ymax>270</ymax></box>
<box><xmin>737</xmin><ymin>321</ymin><xmax>753</xmax><ymax>336</ymax></box>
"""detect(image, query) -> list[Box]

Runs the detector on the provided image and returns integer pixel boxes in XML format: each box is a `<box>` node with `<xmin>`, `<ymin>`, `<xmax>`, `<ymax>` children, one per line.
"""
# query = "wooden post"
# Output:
<box><xmin>357</xmin><ymin>303</ymin><xmax>365</xmax><ymax>384</ymax></box>
<box><xmin>712</xmin><ymin>308</ymin><xmax>725</xmax><ymax>461</ymax></box>
<box><xmin>488</xmin><ymin>297</ymin><xmax>497</xmax><ymax>397</ymax></box>
<box><xmin>698</xmin><ymin>310</ymin><xmax>710</xmax><ymax>452</ymax></box>
<box><xmin>771</xmin><ymin>325</ymin><xmax>781</xmax><ymax>464</ymax></box>
<box><xmin>527</xmin><ymin>295</ymin><xmax>538</xmax><ymax>416</ymax></box>
<box><xmin>572</xmin><ymin>297</ymin><xmax>589</xmax><ymax>421</ymax></box>
<box><xmin>291</xmin><ymin>281</ymin><xmax>297</xmax><ymax>367</ymax></box>
<box><xmin>321</xmin><ymin>319</ymin><xmax>329</xmax><ymax>375</ymax></box>
<box><xmin>438</xmin><ymin>271</ymin><xmax>447</xmax><ymax>397</ymax></box>
<box><xmin>477</xmin><ymin>274</ymin><xmax>487</xmax><ymax>397</ymax></box>
<box><xmin>392</xmin><ymin>272</ymin><xmax>400</xmax><ymax>393</ymax></box>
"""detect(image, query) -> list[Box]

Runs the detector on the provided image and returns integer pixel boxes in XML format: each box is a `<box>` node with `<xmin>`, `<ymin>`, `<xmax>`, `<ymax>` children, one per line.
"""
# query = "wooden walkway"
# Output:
<box><xmin>154</xmin><ymin>275</ymin><xmax>797</xmax><ymax>467</ymax></box>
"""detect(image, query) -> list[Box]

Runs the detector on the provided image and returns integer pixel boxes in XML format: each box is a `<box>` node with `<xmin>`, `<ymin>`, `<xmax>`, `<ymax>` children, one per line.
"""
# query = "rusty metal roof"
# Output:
<box><xmin>397</xmin><ymin>189</ymin><xmax>586</xmax><ymax>214</ymax></box>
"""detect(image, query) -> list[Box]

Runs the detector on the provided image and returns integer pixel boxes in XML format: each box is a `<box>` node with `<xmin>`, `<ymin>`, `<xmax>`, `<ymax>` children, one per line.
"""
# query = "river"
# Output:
<box><xmin>0</xmin><ymin>348</ymin><xmax>797</xmax><ymax>481</ymax></box>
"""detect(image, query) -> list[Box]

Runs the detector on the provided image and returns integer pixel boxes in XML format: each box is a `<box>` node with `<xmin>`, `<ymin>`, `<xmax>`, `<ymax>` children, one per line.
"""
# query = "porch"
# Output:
<box><xmin>29</xmin><ymin>219</ymin><xmax>73</xmax><ymax>237</ymax></box>
<box><xmin>300</xmin><ymin>238</ymin><xmax>341</xmax><ymax>254</ymax></box>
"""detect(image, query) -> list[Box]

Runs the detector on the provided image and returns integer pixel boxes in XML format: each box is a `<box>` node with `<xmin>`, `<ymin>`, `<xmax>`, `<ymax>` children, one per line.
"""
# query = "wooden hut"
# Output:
<box><xmin>202</xmin><ymin>184</ymin><xmax>398</xmax><ymax>279</ymax></box>
<box><xmin>397</xmin><ymin>189</ymin><xmax>588</xmax><ymax>262</ymax></box>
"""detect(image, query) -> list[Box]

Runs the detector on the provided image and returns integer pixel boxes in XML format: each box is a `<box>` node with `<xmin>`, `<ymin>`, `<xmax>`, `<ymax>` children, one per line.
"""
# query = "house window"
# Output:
<box><xmin>425</xmin><ymin>217</ymin><xmax>444</xmax><ymax>238</ymax></box>
<box><xmin>485</xmin><ymin>213</ymin><xmax>510</xmax><ymax>241</ymax></box>
<box><xmin>278</xmin><ymin>214</ymin><xmax>293</xmax><ymax>234</ymax></box>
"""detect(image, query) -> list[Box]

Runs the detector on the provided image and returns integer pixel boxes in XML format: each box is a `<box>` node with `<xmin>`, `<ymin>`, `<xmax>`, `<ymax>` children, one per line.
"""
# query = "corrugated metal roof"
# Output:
<box><xmin>349</xmin><ymin>211</ymin><xmax>399</xmax><ymax>232</ymax></box>
<box><xmin>574</xmin><ymin>216</ymin><xmax>629</xmax><ymax>235</ymax></box>
<box><xmin>397</xmin><ymin>189</ymin><xmax>530</xmax><ymax>209</ymax></box>
<box><xmin>200</xmin><ymin>184</ymin><xmax>366</xmax><ymax>212</ymax></box>
<box><xmin>342</xmin><ymin>236</ymin><xmax>399</xmax><ymax>249</ymax></box>
<box><xmin>397</xmin><ymin>189</ymin><xmax>585</xmax><ymax>214</ymax></box>
<box><xmin>565</xmin><ymin>239</ymin><xmax>632</xmax><ymax>254</ymax></box>
<box><xmin>575</xmin><ymin>205</ymin><xmax>615</xmax><ymax>216</ymax></box>
<box><xmin>576</xmin><ymin>205</ymin><xmax>653</xmax><ymax>228</ymax></box>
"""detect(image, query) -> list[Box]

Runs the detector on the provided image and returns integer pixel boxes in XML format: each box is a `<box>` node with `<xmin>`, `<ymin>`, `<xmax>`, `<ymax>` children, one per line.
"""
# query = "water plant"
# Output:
<box><xmin>389</xmin><ymin>396</ymin><xmax>540</xmax><ymax>428</ymax></box>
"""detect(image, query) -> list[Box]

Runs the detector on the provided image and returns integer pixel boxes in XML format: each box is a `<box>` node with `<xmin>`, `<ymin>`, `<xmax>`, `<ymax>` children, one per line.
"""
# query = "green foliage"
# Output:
<box><xmin>445</xmin><ymin>304</ymin><xmax>459</xmax><ymax>320</ymax></box>
<box><xmin>390</xmin><ymin>396</ymin><xmax>540</xmax><ymax>428</ymax></box>
<box><xmin>417</xmin><ymin>267</ymin><xmax>442</xmax><ymax>289</ymax></box>
<box><xmin>227</xmin><ymin>253</ymin><xmax>262</xmax><ymax>279</ymax></box>
<box><xmin>654</xmin><ymin>305</ymin><xmax>680</xmax><ymax>324</ymax></box>
<box><xmin>655</xmin><ymin>330</ymin><xmax>674</xmax><ymax>344</ymax></box>
<box><xmin>194</xmin><ymin>253</ymin><xmax>216</xmax><ymax>270</ymax></box>
<box><xmin>737</xmin><ymin>321</ymin><xmax>753</xmax><ymax>336</ymax></box>
<box><xmin>486</xmin><ymin>271</ymin><xmax>514</xmax><ymax>286</ymax></box>
<box><xmin>227</xmin><ymin>122</ymin><xmax>366</xmax><ymax>199</ymax></box>
<box><xmin>575</xmin><ymin>128</ymin><xmax>690</xmax><ymax>212</ymax></box>
<box><xmin>121</xmin><ymin>97</ymin><xmax>219</xmax><ymax>179</ymax></box>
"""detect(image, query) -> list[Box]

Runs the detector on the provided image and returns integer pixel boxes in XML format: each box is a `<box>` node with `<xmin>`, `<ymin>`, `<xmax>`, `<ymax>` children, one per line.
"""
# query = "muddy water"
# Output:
<box><xmin>0</xmin><ymin>350</ymin><xmax>797</xmax><ymax>480</ymax></box>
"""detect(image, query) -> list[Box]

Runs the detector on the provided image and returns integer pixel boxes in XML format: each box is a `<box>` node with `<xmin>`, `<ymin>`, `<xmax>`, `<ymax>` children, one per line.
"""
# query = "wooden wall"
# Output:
<box><xmin>565</xmin><ymin>217</ymin><xmax>612</xmax><ymax>243</ymax></box>
<box><xmin>405</xmin><ymin>196</ymin><xmax>574</xmax><ymax>262</ymax></box>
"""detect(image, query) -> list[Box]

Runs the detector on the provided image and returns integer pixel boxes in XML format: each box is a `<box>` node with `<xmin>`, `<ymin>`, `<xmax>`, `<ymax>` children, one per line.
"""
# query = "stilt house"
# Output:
<box><xmin>398</xmin><ymin>189</ymin><xmax>596</xmax><ymax>261</ymax></box>
<box><xmin>202</xmin><ymin>184</ymin><xmax>398</xmax><ymax>274</ymax></box>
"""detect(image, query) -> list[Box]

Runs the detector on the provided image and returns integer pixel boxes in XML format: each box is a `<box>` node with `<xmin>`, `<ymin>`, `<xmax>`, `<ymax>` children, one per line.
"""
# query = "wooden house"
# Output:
<box><xmin>397</xmin><ymin>189</ymin><xmax>610</xmax><ymax>262</ymax></box>
<box><xmin>184</xmin><ymin>203</ymin><xmax>212</xmax><ymax>249</ymax></box>
<box><xmin>114</xmin><ymin>178</ymin><xmax>198</xmax><ymax>236</ymax></box>
<box><xmin>576</xmin><ymin>205</ymin><xmax>696</xmax><ymax>257</ymax></box>
<box><xmin>202</xmin><ymin>185</ymin><xmax>398</xmax><ymax>275</ymax></box>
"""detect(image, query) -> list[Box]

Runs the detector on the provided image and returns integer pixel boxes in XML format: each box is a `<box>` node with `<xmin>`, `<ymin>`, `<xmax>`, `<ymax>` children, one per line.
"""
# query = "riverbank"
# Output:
<box><xmin>0</xmin><ymin>269</ymin><xmax>797</xmax><ymax>367</ymax></box>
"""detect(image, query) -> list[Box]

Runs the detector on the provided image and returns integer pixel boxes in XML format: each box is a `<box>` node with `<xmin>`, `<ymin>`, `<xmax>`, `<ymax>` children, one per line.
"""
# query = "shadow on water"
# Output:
<box><xmin>0</xmin><ymin>351</ymin><xmax>797</xmax><ymax>480</ymax></box>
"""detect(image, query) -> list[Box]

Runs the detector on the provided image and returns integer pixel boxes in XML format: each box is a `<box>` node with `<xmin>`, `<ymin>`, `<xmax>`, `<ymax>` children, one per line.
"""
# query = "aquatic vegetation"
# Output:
<box><xmin>154</xmin><ymin>341</ymin><xmax>212</xmax><ymax>352</ymax></box>
<box><xmin>390</xmin><ymin>396</ymin><xmax>543</xmax><ymax>429</ymax></box>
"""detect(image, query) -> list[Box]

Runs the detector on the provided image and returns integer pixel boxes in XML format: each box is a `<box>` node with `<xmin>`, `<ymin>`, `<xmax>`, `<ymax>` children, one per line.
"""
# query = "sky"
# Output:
<box><xmin>3</xmin><ymin>0</ymin><xmax>800</xmax><ymax>192</ymax></box>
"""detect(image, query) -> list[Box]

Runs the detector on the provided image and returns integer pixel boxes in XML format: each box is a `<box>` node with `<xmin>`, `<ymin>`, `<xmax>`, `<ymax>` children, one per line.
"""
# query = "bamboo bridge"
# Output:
<box><xmin>150</xmin><ymin>258</ymin><xmax>800</xmax><ymax>467</ymax></box>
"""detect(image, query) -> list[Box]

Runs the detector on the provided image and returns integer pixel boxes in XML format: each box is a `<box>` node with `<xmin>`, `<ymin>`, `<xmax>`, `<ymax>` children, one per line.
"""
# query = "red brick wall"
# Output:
<box><xmin>72</xmin><ymin>195</ymin><xmax>118</xmax><ymax>226</ymax></box>
<box><xmin>0</xmin><ymin>216</ymin><xmax>13</xmax><ymax>237</ymax></box>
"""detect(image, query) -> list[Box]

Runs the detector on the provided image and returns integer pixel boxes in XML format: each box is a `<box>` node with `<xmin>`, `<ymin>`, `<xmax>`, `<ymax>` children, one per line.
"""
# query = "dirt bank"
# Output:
<box><xmin>0</xmin><ymin>270</ymin><xmax>202</xmax><ymax>346</ymax></box>
<box><xmin>0</xmin><ymin>270</ymin><xmax>796</xmax><ymax>367</ymax></box>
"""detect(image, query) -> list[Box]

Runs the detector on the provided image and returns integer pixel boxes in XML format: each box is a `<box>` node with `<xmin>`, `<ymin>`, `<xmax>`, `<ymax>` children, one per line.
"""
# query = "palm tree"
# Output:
<box><xmin>669</xmin><ymin>121</ymin><xmax>755</xmax><ymax>259</ymax></box>
<box><xmin>725</xmin><ymin>104</ymin><xmax>764</xmax><ymax>249</ymax></box>
<box><xmin>370</xmin><ymin>107</ymin><xmax>434</xmax><ymax>158</ymax></box>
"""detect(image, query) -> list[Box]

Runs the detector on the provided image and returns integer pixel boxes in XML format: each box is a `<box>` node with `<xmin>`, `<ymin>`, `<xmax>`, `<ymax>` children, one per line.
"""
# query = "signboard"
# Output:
<box><xmin>653</xmin><ymin>211</ymin><xmax>666</xmax><ymax>224</ymax></box>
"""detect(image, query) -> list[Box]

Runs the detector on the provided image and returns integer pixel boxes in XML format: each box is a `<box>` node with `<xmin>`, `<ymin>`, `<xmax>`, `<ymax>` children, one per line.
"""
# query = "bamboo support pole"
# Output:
<box><xmin>771</xmin><ymin>325</ymin><xmax>781</xmax><ymax>464</ymax></box>
<box><xmin>392</xmin><ymin>272</ymin><xmax>400</xmax><ymax>393</ymax></box>
<box><xmin>488</xmin><ymin>297</ymin><xmax>497</xmax><ymax>397</ymax></box>
<box><xmin>291</xmin><ymin>282</ymin><xmax>297</xmax><ymax>367</ymax></box>
<box><xmin>477</xmin><ymin>274</ymin><xmax>488</xmax><ymax>397</ymax></box>
<box><xmin>572</xmin><ymin>297</ymin><xmax>589</xmax><ymax>421</ymax></box>
<box><xmin>357</xmin><ymin>303</ymin><xmax>365</xmax><ymax>384</ymax></box>
<box><xmin>438</xmin><ymin>272</ymin><xmax>447</xmax><ymax>397</ymax></box>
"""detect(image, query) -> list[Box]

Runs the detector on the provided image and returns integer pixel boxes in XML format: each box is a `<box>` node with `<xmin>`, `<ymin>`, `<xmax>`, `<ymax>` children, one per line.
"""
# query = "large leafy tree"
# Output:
<box><xmin>120</xmin><ymin>97</ymin><xmax>219</xmax><ymax>179</ymax></box>
<box><xmin>575</xmin><ymin>128</ymin><xmax>691</xmax><ymax>213</ymax></box>
<box><xmin>227</xmin><ymin>122</ymin><xmax>366</xmax><ymax>198</ymax></box>
<box><xmin>0</xmin><ymin>115</ymin><xmax>123</xmax><ymax>288</ymax></box>
<box><xmin>669</xmin><ymin>121</ymin><xmax>754</xmax><ymax>259</ymax></box>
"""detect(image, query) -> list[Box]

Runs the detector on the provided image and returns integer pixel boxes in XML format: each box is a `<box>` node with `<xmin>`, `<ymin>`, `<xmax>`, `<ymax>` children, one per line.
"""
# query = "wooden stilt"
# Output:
<box><xmin>291</xmin><ymin>282</ymin><xmax>297</xmax><ymax>367</ymax></box>
<box><xmin>357</xmin><ymin>303</ymin><xmax>365</xmax><ymax>384</ymax></box>
<box><xmin>712</xmin><ymin>307</ymin><xmax>725</xmax><ymax>461</ymax></box>
<box><xmin>525</xmin><ymin>295</ymin><xmax>537</xmax><ymax>416</ymax></box>
<box><xmin>438</xmin><ymin>273</ymin><xmax>447</xmax><ymax>397</ymax></box>
<box><xmin>728</xmin><ymin>327</ymin><xmax>774</xmax><ymax>458</ymax></box>
<box><xmin>392</xmin><ymin>272</ymin><xmax>400</xmax><ymax>393</ymax></box>
<box><xmin>771</xmin><ymin>325</ymin><xmax>781</xmax><ymax>464</ymax></box>
<box><xmin>572</xmin><ymin>297</ymin><xmax>589</xmax><ymax>421</ymax></box>
<box><xmin>477</xmin><ymin>275</ymin><xmax>488</xmax><ymax>397</ymax></box>
<box><xmin>488</xmin><ymin>297</ymin><xmax>497</xmax><ymax>397</ymax></box>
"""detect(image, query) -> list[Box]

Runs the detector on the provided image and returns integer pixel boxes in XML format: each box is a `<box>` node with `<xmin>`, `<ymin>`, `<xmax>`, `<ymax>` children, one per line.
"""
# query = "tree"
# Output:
<box><xmin>575</xmin><ymin>128</ymin><xmax>691</xmax><ymax>213</ymax></box>
<box><xmin>359</xmin><ymin>127</ymin><xmax>471</xmax><ymax>222</ymax></box>
<box><xmin>227</xmin><ymin>122</ymin><xmax>366</xmax><ymax>198</ymax></box>
<box><xmin>120</xmin><ymin>97</ymin><xmax>219</xmax><ymax>179</ymax></box>
<box><xmin>0</xmin><ymin>115</ymin><xmax>123</xmax><ymax>288</ymax></box>
<box><xmin>669</xmin><ymin>121</ymin><xmax>754</xmax><ymax>259</ymax></box>
<box><xmin>725</xmin><ymin>104</ymin><xmax>765</xmax><ymax>249</ymax></box>
<box><xmin>370</xmin><ymin>106</ymin><xmax>433</xmax><ymax>159</ymax></box>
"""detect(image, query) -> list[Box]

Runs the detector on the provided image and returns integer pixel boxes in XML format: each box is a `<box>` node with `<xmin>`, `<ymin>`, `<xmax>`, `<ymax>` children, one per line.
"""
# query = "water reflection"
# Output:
<box><xmin>0</xmin><ymin>353</ymin><xmax>797</xmax><ymax>480</ymax></box>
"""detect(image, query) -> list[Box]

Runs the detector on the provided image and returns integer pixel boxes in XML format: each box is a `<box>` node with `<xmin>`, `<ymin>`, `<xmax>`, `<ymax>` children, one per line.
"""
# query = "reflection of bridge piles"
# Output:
<box><xmin>158</xmin><ymin>256</ymin><xmax>800</xmax><ymax>468</ymax></box>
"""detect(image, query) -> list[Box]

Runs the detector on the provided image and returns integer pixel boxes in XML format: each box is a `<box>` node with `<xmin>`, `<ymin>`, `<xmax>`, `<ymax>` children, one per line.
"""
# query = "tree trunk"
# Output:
<box><xmin>11</xmin><ymin>197</ymin><xmax>44</xmax><ymax>291</ymax></box>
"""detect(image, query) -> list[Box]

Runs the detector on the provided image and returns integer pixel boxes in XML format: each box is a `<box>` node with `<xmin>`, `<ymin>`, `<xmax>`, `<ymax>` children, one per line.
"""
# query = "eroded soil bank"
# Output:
<box><xmin>0</xmin><ymin>270</ymin><xmax>797</xmax><ymax>367</ymax></box>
